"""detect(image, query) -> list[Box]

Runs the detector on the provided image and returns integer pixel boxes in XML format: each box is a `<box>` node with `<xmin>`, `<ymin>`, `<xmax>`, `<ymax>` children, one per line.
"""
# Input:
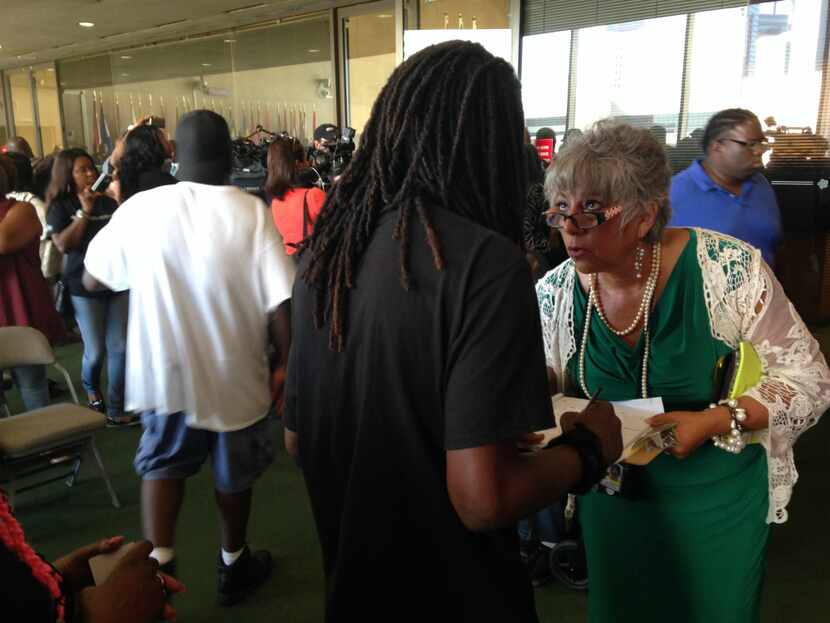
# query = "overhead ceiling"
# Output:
<box><xmin>0</xmin><ymin>0</ymin><xmax>352</xmax><ymax>70</ymax></box>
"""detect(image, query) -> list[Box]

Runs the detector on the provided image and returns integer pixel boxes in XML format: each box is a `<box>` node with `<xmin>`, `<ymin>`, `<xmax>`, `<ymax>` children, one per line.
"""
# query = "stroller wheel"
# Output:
<box><xmin>548</xmin><ymin>539</ymin><xmax>588</xmax><ymax>591</ymax></box>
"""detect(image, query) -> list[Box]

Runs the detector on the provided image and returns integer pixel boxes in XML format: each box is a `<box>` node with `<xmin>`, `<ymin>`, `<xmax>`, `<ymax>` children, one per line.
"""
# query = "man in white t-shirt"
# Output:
<box><xmin>83</xmin><ymin>110</ymin><xmax>295</xmax><ymax>607</ymax></box>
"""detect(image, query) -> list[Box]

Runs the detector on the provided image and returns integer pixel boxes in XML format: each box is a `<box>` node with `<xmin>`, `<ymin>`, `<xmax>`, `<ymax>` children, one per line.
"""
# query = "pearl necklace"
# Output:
<box><xmin>591</xmin><ymin>243</ymin><xmax>660</xmax><ymax>336</ymax></box>
<box><xmin>578</xmin><ymin>241</ymin><xmax>662</xmax><ymax>399</ymax></box>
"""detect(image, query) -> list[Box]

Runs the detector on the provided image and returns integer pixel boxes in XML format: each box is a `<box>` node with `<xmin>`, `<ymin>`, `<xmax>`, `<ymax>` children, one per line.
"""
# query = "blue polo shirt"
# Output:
<box><xmin>669</xmin><ymin>160</ymin><xmax>782</xmax><ymax>266</ymax></box>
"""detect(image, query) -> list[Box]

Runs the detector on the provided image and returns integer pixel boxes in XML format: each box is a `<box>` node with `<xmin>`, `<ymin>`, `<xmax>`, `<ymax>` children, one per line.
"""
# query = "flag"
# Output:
<box><xmin>98</xmin><ymin>95</ymin><xmax>114</xmax><ymax>154</ymax></box>
<box><xmin>92</xmin><ymin>90</ymin><xmax>101</xmax><ymax>152</ymax></box>
<box><xmin>114</xmin><ymin>94</ymin><xmax>121</xmax><ymax>135</ymax></box>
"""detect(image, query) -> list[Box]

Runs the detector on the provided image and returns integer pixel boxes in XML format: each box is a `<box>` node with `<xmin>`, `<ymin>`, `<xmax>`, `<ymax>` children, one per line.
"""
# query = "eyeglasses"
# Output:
<box><xmin>543</xmin><ymin>203</ymin><xmax>621</xmax><ymax>231</ymax></box>
<box><xmin>720</xmin><ymin>137</ymin><xmax>770</xmax><ymax>152</ymax></box>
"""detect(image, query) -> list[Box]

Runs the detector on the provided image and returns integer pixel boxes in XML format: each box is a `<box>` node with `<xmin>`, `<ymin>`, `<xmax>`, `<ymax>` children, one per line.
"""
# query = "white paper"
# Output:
<box><xmin>529</xmin><ymin>394</ymin><xmax>666</xmax><ymax>452</ymax></box>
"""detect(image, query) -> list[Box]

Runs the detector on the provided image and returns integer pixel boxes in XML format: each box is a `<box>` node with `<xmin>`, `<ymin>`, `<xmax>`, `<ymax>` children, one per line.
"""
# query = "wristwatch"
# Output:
<box><xmin>74</xmin><ymin>208</ymin><xmax>91</xmax><ymax>220</ymax></box>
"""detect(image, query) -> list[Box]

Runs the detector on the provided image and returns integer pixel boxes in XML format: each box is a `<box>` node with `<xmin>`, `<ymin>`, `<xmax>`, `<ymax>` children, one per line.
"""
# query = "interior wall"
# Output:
<box><xmin>62</xmin><ymin>60</ymin><xmax>336</xmax><ymax>156</ymax></box>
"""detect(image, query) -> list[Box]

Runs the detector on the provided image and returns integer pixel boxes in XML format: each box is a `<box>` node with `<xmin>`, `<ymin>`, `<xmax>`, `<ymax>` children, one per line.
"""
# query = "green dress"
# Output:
<box><xmin>566</xmin><ymin>230</ymin><xmax>769</xmax><ymax>623</ymax></box>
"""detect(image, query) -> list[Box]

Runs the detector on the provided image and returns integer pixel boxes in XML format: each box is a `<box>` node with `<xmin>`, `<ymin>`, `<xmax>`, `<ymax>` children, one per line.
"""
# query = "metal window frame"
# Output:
<box><xmin>336</xmin><ymin>0</ymin><xmax>396</xmax><ymax>129</ymax></box>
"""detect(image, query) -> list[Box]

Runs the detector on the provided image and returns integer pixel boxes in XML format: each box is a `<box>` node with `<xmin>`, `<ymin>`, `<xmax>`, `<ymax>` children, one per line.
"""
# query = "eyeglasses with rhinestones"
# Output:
<box><xmin>543</xmin><ymin>201</ymin><xmax>622</xmax><ymax>231</ymax></box>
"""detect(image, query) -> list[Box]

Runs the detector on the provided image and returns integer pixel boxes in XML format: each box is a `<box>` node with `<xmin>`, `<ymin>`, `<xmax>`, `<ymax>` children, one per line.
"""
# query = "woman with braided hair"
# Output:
<box><xmin>283</xmin><ymin>41</ymin><xmax>622</xmax><ymax>622</ymax></box>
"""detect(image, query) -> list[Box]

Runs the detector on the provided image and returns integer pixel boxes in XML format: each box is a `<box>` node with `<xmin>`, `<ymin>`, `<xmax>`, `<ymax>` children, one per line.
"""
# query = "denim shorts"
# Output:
<box><xmin>134</xmin><ymin>411</ymin><xmax>277</xmax><ymax>494</ymax></box>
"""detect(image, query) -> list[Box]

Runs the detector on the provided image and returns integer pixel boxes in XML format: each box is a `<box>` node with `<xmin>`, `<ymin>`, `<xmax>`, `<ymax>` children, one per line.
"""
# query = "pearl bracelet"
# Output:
<box><xmin>710</xmin><ymin>399</ymin><xmax>748</xmax><ymax>454</ymax></box>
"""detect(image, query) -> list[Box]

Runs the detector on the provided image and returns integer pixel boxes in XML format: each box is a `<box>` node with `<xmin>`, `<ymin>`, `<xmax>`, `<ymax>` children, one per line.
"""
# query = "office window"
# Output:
<box><xmin>687</xmin><ymin>1</ymin><xmax>825</xmax><ymax>135</ymax></box>
<box><xmin>573</xmin><ymin>15</ymin><xmax>687</xmax><ymax>145</ymax></box>
<box><xmin>521</xmin><ymin>30</ymin><xmax>571</xmax><ymax>138</ymax></box>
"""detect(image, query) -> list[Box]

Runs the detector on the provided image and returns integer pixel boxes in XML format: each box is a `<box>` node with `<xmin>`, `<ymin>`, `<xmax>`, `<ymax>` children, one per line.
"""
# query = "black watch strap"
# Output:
<box><xmin>545</xmin><ymin>423</ymin><xmax>607</xmax><ymax>495</ymax></box>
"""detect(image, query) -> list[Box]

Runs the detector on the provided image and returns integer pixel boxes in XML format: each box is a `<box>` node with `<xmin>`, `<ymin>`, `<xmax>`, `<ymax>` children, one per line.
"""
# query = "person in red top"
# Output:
<box><xmin>0</xmin><ymin>155</ymin><xmax>65</xmax><ymax>411</ymax></box>
<box><xmin>266</xmin><ymin>136</ymin><xmax>327</xmax><ymax>257</ymax></box>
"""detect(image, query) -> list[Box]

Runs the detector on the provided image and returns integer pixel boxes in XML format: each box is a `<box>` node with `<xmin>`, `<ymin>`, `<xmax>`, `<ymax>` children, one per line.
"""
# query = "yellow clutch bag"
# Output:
<box><xmin>714</xmin><ymin>340</ymin><xmax>764</xmax><ymax>401</ymax></box>
<box><xmin>713</xmin><ymin>340</ymin><xmax>765</xmax><ymax>444</ymax></box>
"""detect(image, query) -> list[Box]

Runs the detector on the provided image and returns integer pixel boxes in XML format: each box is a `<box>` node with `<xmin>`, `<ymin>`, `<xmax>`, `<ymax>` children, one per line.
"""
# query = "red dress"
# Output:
<box><xmin>0</xmin><ymin>198</ymin><xmax>65</xmax><ymax>343</ymax></box>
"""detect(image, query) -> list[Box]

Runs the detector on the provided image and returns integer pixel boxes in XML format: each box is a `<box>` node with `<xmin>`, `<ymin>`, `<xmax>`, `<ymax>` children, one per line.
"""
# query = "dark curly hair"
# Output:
<box><xmin>118</xmin><ymin>125</ymin><xmax>169</xmax><ymax>202</ymax></box>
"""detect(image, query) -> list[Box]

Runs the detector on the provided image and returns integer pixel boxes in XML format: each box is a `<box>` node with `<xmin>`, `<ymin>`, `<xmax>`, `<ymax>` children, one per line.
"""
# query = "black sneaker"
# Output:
<box><xmin>216</xmin><ymin>545</ymin><xmax>273</xmax><ymax>607</ymax></box>
<box><xmin>105</xmin><ymin>414</ymin><xmax>141</xmax><ymax>427</ymax></box>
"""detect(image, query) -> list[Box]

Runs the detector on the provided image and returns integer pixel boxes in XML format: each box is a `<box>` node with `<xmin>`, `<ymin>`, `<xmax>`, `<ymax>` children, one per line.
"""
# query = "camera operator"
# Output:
<box><xmin>267</xmin><ymin>135</ymin><xmax>326</xmax><ymax>260</ymax></box>
<box><xmin>307</xmin><ymin>123</ymin><xmax>356</xmax><ymax>188</ymax></box>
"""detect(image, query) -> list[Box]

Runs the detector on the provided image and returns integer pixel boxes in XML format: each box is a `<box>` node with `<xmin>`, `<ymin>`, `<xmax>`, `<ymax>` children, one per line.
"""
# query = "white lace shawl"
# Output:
<box><xmin>535</xmin><ymin>227</ymin><xmax>830</xmax><ymax>524</ymax></box>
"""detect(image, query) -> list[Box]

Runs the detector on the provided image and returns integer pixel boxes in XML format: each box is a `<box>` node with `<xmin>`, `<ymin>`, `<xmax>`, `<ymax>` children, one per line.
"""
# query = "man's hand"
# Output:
<box><xmin>560</xmin><ymin>400</ymin><xmax>622</xmax><ymax>466</ymax></box>
<box><xmin>78</xmin><ymin>541</ymin><xmax>185</xmax><ymax>623</ymax></box>
<box><xmin>53</xmin><ymin>536</ymin><xmax>124</xmax><ymax>592</ymax></box>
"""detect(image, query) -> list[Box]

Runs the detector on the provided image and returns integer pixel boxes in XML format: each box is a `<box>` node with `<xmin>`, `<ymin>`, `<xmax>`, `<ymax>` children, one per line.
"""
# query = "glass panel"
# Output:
<box><xmin>573</xmin><ymin>15</ymin><xmax>687</xmax><ymax>145</ymax></box>
<box><xmin>521</xmin><ymin>30</ymin><xmax>571</xmax><ymax>142</ymax></box>
<box><xmin>33</xmin><ymin>65</ymin><xmax>63</xmax><ymax>155</ymax></box>
<box><xmin>344</xmin><ymin>11</ymin><xmax>396</xmax><ymax>137</ymax></box>
<box><xmin>686</xmin><ymin>1</ymin><xmax>826</xmax><ymax>164</ymax></box>
<box><xmin>416</xmin><ymin>0</ymin><xmax>509</xmax><ymax>29</ymax></box>
<box><xmin>0</xmin><ymin>75</ymin><xmax>8</xmax><ymax>146</ymax></box>
<box><xmin>57</xmin><ymin>14</ymin><xmax>335</xmax><ymax>160</ymax></box>
<box><xmin>7</xmin><ymin>68</ymin><xmax>39</xmax><ymax>156</ymax></box>
<box><xmin>404</xmin><ymin>0</ymin><xmax>512</xmax><ymax>62</ymax></box>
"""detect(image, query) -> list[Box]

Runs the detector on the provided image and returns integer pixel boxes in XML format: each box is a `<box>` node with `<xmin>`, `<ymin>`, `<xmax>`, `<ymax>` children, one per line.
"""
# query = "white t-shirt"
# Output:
<box><xmin>84</xmin><ymin>182</ymin><xmax>295</xmax><ymax>431</ymax></box>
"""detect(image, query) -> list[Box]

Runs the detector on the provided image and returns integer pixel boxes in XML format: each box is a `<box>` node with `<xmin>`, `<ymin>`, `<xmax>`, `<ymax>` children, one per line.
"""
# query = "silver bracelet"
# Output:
<box><xmin>710</xmin><ymin>399</ymin><xmax>747</xmax><ymax>454</ymax></box>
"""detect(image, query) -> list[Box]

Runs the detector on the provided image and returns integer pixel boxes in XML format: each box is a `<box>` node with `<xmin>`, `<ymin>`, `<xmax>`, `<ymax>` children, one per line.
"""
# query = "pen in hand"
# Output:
<box><xmin>583</xmin><ymin>386</ymin><xmax>604</xmax><ymax>413</ymax></box>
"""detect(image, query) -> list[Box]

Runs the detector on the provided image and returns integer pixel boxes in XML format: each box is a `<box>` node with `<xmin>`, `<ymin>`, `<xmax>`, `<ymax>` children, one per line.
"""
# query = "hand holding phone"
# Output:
<box><xmin>91</xmin><ymin>171</ymin><xmax>112</xmax><ymax>193</ymax></box>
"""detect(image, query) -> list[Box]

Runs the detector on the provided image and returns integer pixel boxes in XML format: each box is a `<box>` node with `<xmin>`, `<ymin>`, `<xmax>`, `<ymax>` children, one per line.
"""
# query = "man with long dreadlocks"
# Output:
<box><xmin>283</xmin><ymin>41</ymin><xmax>622</xmax><ymax>622</ymax></box>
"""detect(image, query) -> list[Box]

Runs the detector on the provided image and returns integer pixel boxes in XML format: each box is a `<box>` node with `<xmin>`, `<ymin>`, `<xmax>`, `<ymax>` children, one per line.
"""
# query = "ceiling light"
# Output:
<box><xmin>79</xmin><ymin>22</ymin><xmax>95</xmax><ymax>28</ymax></box>
<box><xmin>307</xmin><ymin>49</ymin><xmax>320</xmax><ymax>53</ymax></box>
<box><xmin>377</xmin><ymin>14</ymin><xmax>393</xmax><ymax>18</ymax></box>
<box><xmin>47</xmin><ymin>68</ymin><xmax>54</xmax><ymax>72</ymax></box>
<box><xmin>224</xmin><ymin>39</ymin><xmax>236</xmax><ymax>43</ymax></box>
<box><xmin>120</xmin><ymin>55</ymin><xmax>132</xmax><ymax>60</ymax></box>
<box><xmin>201</xmin><ymin>63</ymin><xmax>212</xmax><ymax>67</ymax></box>
<box><xmin>121</xmin><ymin>73</ymin><xmax>130</xmax><ymax>77</ymax></box>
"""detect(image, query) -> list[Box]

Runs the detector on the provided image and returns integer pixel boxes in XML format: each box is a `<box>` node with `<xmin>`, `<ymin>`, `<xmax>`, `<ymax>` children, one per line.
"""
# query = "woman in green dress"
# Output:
<box><xmin>535</xmin><ymin>120</ymin><xmax>830</xmax><ymax>623</ymax></box>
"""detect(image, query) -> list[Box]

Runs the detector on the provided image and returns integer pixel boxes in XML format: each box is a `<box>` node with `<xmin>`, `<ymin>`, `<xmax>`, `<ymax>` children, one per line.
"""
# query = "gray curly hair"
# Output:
<box><xmin>544</xmin><ymin>119</ymin><xmax>672</xmax><ymax>242</ymax></box>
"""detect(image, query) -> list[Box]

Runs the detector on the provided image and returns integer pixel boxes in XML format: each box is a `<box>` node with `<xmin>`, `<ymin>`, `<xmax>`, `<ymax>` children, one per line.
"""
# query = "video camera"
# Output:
<box><xmin>308</xmin><ymin>124</ymin><xmax>356</xmax><ymax>187</ymax></box>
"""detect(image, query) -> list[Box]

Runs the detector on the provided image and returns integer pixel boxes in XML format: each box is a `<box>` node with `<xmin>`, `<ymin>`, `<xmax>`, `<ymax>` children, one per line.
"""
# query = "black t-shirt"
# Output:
<box><xmin>285</xmin><ymin>206</ymin><xmax>553</xmax><ymax>623</ymax></box>
<box><xmin>47</xmin><ymin>195</ymin><xmax>118</xmax><ymax>297</ymax></box>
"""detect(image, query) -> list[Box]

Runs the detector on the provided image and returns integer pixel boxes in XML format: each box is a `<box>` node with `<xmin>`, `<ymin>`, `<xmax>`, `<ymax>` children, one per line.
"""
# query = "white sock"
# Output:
<box><xmin>150</xmin><ymin>547</ymin><xmax>175</xmax><ymax>566</ymax></box>
<box><xmin>221</xmin><ymin>546</ymin><xmax>245</xmax><ymax>566</ymax></box>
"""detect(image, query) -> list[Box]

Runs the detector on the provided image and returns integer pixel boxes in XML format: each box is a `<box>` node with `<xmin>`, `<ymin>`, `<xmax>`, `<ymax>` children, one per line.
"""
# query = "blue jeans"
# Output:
<box><xmin>9</xmin><ymin>365</ymin><xmax>50</xmax><ymax>411</ymax></box>
<box><xmin>518</xmin><ymin>503</ymin><xmax>563</xmax><ymax>544</ymax></box>
<box><xmin>71</xmin><ymin>293</ymin><xmax>129</xmax><ymax>418</ymax></box>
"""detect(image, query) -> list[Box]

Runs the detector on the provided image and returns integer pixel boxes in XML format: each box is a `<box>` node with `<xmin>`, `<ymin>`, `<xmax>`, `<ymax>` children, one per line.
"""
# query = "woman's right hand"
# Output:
<box><xmin>78</xmin><ymin>541</ymin><xmax>185</xmax><ymax>623</ymax></box>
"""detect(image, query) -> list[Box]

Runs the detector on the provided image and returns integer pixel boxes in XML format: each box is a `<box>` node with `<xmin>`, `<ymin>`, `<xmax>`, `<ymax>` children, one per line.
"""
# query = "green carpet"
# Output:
<box><xmin>5</xmin><ymin>333</ymin><xmax>830</xmax><ymax>622</ymax></box>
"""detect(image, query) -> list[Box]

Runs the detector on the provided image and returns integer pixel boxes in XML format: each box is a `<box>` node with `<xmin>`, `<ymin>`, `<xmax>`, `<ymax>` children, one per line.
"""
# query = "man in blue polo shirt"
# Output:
<box><xmin>670</xmin><ymin>108</ymin><xmax>782</xmax><ymax>267</ymax></box>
